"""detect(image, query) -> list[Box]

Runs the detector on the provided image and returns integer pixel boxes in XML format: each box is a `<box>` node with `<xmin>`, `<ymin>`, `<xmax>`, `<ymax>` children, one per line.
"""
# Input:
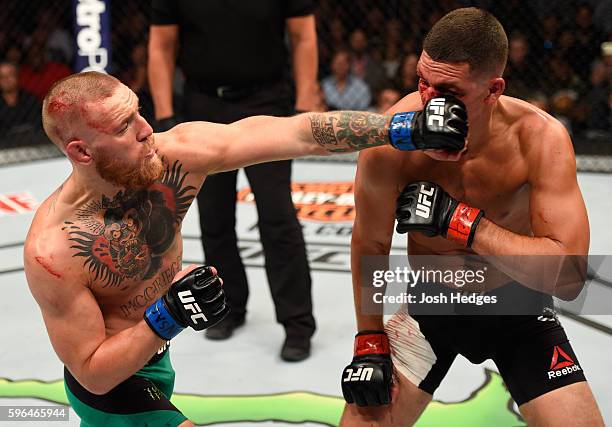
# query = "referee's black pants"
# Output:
<box><xmin>184</xmin><ymin>82</ymin><xmax>315</xmax><ymax>340</ymax></box>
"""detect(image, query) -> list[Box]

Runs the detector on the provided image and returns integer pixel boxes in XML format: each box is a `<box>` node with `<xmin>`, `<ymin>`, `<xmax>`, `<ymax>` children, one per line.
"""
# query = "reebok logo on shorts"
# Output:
<box><xmin>547</xmin><ymin>345</ymin><xmax>581</xmax><ymax>379</ymax></box>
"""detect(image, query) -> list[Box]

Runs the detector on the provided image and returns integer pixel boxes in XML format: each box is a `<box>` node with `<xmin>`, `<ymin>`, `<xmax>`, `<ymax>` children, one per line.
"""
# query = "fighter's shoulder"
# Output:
<box><xmin>25</xmin><ymin>242</ymin><xmax>82</xmax><ymax>313</ymax></box>
<box><xmin>386</xmin><ymin>91</ymin><xmax>422</xmax><ymax>115</ymax></box>
<box><xmin>25</xmin><ymin>227</ymin><xmax>79</xmax><ymax>276</ymax></box>
<box><xmin>25</xmin><ymin>200</ymin><xmax>86</xmax><ymax>298</ymax></box>
<box><xmin>502</xmin><ymin>96</ymin><xmax>574</xmax><ymax>162</ymax></box>
<box><xmin>357</xmin><ymin>146</ymin><xmax>427</xmax><ymax>194</ymax></box>
<box><xmin>27</xmin><ymin>194</ymin><xmax>67</xmax><ymax>248</ymax></box>
<box><xmin>153</xmin><ymin>122</ymin><xmax>220</xmax><ymax>181</ymax></box>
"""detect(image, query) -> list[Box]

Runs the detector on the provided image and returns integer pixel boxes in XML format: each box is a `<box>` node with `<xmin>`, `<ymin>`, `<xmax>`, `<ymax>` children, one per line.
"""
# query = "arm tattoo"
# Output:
<box><xmin>309</xmin><ymin>112</ymin><xmax>391</xmax><ymax>151</ymax></box>
<box><xmin>309</xmin><ymin>114</ymin><xmax>339</xmax><ymax>146</ymax></box>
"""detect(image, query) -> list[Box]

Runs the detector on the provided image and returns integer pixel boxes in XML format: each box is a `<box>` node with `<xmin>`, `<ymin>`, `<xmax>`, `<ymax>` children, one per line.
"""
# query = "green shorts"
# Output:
<box><xmin>64</xmin><ymin>347</ymin><xmax>187</xmax><ymax>427</ymax></box>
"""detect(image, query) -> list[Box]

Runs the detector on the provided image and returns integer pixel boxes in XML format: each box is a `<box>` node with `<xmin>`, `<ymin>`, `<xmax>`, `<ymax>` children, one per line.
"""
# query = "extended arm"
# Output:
<box><xmin>159</xmin><ymin>96</ymin><xmax>467</xmax><ymax>175</ymax></box>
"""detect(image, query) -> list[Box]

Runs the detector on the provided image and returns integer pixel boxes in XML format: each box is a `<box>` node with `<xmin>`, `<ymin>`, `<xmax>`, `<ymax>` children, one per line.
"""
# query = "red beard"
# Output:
<box><xmin>94</xmin><ymin>146</ymin><xmax>164</xmax><ymax>189</ymax></box>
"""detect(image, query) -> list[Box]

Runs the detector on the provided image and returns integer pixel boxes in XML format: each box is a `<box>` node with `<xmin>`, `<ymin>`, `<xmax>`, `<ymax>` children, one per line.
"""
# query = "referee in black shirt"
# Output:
<box><xmin>148</xmin><ymin>0</ymin><xmax>318</xmax><ymax>361</ymax></box>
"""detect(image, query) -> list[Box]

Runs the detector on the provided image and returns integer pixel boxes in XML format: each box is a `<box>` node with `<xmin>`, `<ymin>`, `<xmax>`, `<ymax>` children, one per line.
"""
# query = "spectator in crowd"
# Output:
<box><xmin>581</xmin><ymin>60</ymin><xmax>611</xmax><ymax>133</ymax></box>
<box><xmin>18</xmin><ymin>41</ymin><xmax>71</xmax><ymax>101</ymax></box>
<box><xmin>372</xmin><ymin>85</ymin><xmax>401</xmax><ymax>113</ymax></box>
<box><xmin>572</xmin><ymin>3</ymin><xmax>605</xmax><ymax>81</ymax></box>
<box><xmin>504</xmin><ymin>32</ymin><xmax>537</xmax><ymax>99</ymax></box>
<box><xmin>594</xmin><ymin>0</ymin><xmax>612</xmax><ymax>37</ymax></box>
<box><xmin>555</xmin><ymin>30</ymin><xmax>575</xmax><ymax>63</ymax></box>
<box><xmin>385</xmin><ymin>18</ymin><xmax>402</xmax><ymax>45</ymax></box>
<box><xmin>318</xmin><ymin>16</ymin><xmax>347</xmax><ymax>77</ymax></box>
<box><xmin>535</xmin><ymin>15</ymin><xmax>559</xmax><ymax>63</ymax></box>
<box><xmin>0</xmin><ymin>8</ymin><xmax>26</xmax><ymax>59</ymax></box>
<box><xmin>349</xmin><ymin>28</ymin><xmax>386</xmax><ymax>94</ymax></box>
<box><xmin>35</xmin><ymin>9</ymin><xmax>74</xmax><ymax>65</ymax></box>
<box><xmin>491</xmin><ymin>0</ymin><xmax>539</xmax><ymax>40</ymax></box>
<box><xmin>0</xmin><ymin>61</ymin><xmax>41</xmax><ymax>142</ymax></box>
<box><xmin>365</xmin><ymin>7</ymin><xmax>385</xmax><ymax>48</ymax></box>
<box><xmin>321</xmin><ymin>49</ymin><xmax>371</xmax><ymax>110</ymax></box>
<box><xmin>542</xmin><ymin>52</ymin><xmax>586</xmax><ymax>133</ymax></box>
<box><xmin>382</xmin><ymin>18</ymin><xmax>403</xmax><ymax>79</ymax></box>
<box><xmin>329</xmin><ymin>17</ymin><xmax>346</xmax><ymax>47</ymax></box>
<box><xmin>531</xmin><ymin>0</ymin><xmax>574</xmax><ymax>22</ymax></box>
<box><xmin>383</xmin><ymin>42</ymin><xmax>401</xmax><ymax>81</ymax></box>
<box><xmin>393</xmin><ymin>53</ymin><xmax>419</xmax><ymax>95</ymax></box>
<box><xmin>399</xmin><ymin>36</ymin><xmax>420</xmax><ymax>61</ymax></box>
<box><xmin>542</xmin><ymin>55</ymin><xmax>585</xmax><ymax>97</ymax></box>
<box><xmin>4</xmin><ymin>45</ymin><xmax>22</xmax><ymax>66</ymax></box>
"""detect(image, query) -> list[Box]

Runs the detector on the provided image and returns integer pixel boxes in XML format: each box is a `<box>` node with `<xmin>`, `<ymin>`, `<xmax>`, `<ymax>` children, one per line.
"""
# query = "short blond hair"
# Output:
<box><xmin>42</xmin><ymin>72</ymin><xmax>121</xmax><ymax>148</ymax></box>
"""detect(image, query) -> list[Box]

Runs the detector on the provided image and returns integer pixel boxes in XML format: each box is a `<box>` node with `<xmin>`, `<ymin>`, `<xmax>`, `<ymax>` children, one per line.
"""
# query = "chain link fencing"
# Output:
<box><xmin>0</xmin><ymin>0</ymin><xmax>611</xmax><ymax>170</ymax></box>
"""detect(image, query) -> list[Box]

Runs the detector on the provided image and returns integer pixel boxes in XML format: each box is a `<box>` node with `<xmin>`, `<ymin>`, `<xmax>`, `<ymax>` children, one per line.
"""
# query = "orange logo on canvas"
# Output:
<box><xmin>237</xmin><ymin>182</ymin><xmax>355</xmax><ymax>222</ymax></box>
<box><xmin>0</xmin><ymin>192</ymin><xmax>38</xmax><ymax>216</ymax></box>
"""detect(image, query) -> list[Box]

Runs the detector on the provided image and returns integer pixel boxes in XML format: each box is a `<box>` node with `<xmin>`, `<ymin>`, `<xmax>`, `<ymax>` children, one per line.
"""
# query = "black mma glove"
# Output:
<box><xmin>155</xmin><ymin>115</ymin><xmax>180</xmax><ymax>132</ymax></box>
<box><xmin>341</xmin><ymin>331</ymin><xmax>393</xmax><ymax>407</ymax></box>
<box><xmin>389</xmin><ymin>96</ymin><xmax>468</xmax><ymax>151</ymax></box>
<box><xmin>144</xmin><ymin>266</ymin><xmax>229</xmax><ymax>340</ymax></box>
<box><xmin>395</xmin><ymin>181</ymin><xmax>484</xmax><ymax>247</ymax></box>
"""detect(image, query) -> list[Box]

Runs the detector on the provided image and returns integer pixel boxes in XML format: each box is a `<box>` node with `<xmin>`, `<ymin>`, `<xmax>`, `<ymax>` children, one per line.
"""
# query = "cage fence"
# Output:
<box><xmin>0</xmin><ymin>0</ymin><xmax>610</xmax><ymax>171</ymax></box>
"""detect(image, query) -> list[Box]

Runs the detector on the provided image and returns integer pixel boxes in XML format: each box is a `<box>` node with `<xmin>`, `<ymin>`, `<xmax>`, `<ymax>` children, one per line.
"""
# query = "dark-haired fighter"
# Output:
<box><xmin>341</xmin><ymin>7</ymin><xmax>604</xmax><ymax>426</ymax></box>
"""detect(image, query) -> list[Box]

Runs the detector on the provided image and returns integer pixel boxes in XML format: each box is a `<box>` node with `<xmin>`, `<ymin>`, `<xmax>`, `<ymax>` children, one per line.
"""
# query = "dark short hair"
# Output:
<box><xmin>423</xmin><ymin>7</ymin><xmax>508</xmax><ymax>77</ymax></box>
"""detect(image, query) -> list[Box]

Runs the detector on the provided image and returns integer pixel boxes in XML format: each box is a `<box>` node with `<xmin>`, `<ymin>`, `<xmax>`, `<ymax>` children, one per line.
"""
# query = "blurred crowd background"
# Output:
<box><xmin>1</xmin><ymin>0</ymin><xmax>611</xmax><ymax>168</ymax></box>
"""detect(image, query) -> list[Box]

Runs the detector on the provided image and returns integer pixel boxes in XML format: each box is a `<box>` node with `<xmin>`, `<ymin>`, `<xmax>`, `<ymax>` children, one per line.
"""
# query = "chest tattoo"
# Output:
<box><xmin>62</xmin><ymin>161</ymin><xmax>196</xmax><ymax>289</ymax></box>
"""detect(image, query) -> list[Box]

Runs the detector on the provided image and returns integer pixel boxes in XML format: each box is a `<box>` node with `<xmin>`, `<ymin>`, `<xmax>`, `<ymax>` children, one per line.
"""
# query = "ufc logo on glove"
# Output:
<box><xmin>341</xmin><ymin>332</ymin><xmax>393</xmax><ymax>406</ymax></box>
<box><xmin>343</xmin><ymin>367</ymin><xmax>375</xmax><ymax>382</ymax></box>
<box><xmin>178</xmin><ymin>290</ymin><xmax>208</xmax><ymax>324</ymax></box>
<box><xmin>395</xmin><ymin>181</ymin><xmax>484</xmax><ymax>247</ymax></box>
<box><xmin>427</xmin><ymin>98</ymin><xmax>446</xmax><ymax>127</ymax></box>
<box><xmin>416</xmin><ymin>185</ymin><xmax>435</xmax><ymax>218</ymax></box>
